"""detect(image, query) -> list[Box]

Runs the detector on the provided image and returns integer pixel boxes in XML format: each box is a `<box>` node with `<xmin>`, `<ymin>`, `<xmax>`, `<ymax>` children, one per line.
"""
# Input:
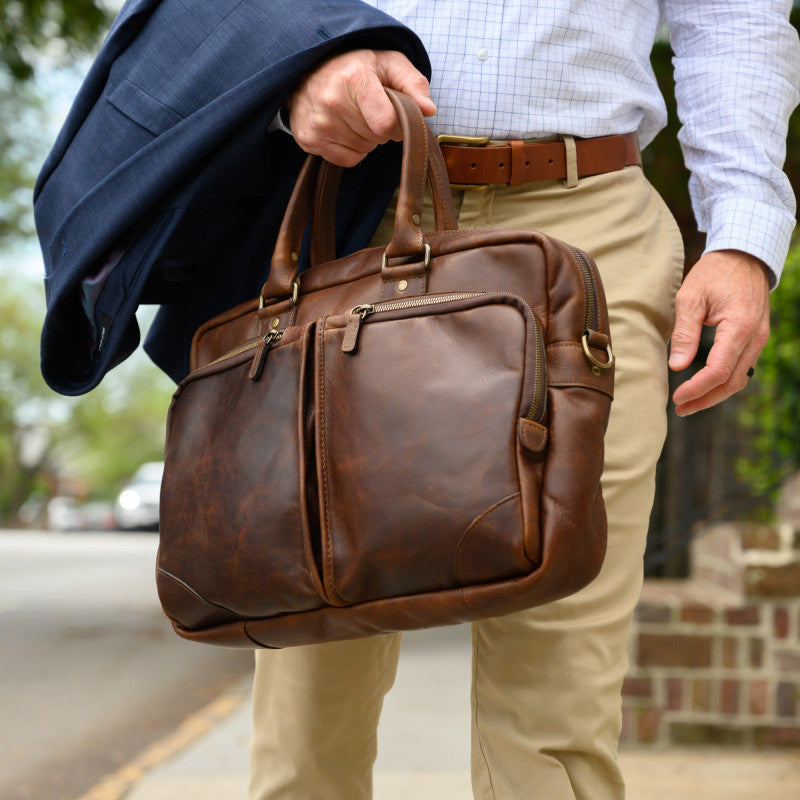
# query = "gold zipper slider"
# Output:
<box><xmin>342</xmin><ymin>305</ymin><xmax>374</xmax><ymax>354</ymax></box>
<box><xmin>249</xmin><ymin>329</ymin><xmax>282</xmax><ymax>381</ymax></box>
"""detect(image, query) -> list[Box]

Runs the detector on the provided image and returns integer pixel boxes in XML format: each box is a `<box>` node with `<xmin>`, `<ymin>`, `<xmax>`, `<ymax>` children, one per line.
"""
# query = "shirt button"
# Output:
<box><xmin>477</xmin><ymin>48</ymin><xmax>489</xmax><ymax>61</ymax></box>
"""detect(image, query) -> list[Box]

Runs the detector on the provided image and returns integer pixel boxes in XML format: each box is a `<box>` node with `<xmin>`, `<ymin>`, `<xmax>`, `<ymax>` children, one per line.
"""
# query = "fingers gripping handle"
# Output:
<box><xmin>260</xmin><ymin>89</ymin><xmax>457</xmax><ymax>305</ymax></box>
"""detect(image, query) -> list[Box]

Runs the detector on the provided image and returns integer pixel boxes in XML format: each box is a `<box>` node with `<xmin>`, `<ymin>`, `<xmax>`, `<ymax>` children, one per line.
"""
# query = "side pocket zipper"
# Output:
<box><xmin>341</xmin><ymin>291</ymin><xmax>547</xmax><ymax>423</ymax></box>
<box><xmin>249</xmin><ymin>329</ymin><xmax>286</xmax><ymax>381</ymax></box>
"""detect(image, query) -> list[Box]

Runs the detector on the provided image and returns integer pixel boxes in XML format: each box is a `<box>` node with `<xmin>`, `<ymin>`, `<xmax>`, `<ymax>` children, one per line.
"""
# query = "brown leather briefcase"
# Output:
<box><xmin>157</xmin><ymin>90</ymin><xmax>615</xmax><ymax>648</ymax></box>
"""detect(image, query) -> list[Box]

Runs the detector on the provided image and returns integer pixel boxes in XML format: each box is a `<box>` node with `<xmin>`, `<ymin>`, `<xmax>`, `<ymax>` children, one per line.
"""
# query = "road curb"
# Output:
<box><xmin>74</xmin><ymin>680</ymin><xmax>250</xmax><ymax>800</ymax></box>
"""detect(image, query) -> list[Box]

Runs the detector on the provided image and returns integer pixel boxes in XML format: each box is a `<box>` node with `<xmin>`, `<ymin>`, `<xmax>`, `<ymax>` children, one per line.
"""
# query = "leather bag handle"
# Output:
<box><xmin>310</xmin><ymin>123</ymin><xmax>455</xmax><ymax>267</ymax></box>
<box><xmin>266</xmin><ymin>154</ymin><xmax>323</xmax><ymax>297</ymax></box>
<box><xmin>261</xmin><ymin>88</ymin><xmax>457</xmax><ymax>304</ymax></box>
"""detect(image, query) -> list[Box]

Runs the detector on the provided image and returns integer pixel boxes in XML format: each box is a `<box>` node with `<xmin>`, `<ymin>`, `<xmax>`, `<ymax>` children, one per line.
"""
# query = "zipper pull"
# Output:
<box><xmin>249</xmin><ymin>329</ymin><xmax>281</xmax><ymax>381</ymax></box>
<box><xmin>342</xmin><ymin>305</ymin><xmax>374</xmax><ymax>354</ymax></box>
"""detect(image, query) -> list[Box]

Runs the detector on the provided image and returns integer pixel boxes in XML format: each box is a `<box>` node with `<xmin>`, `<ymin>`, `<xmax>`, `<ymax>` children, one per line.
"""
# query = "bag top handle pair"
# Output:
<box><xmin>260</xmin><ymin>89</ymin><xmax>458</xmax><ymax>306</ymax></box>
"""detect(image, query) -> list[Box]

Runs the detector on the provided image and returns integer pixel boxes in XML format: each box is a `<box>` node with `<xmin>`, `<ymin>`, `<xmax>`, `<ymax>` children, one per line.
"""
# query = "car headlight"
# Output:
<box><xmin>118</xmin><ymin>489</ymin><xmax>141</xmax><ymax>511</ymax></box>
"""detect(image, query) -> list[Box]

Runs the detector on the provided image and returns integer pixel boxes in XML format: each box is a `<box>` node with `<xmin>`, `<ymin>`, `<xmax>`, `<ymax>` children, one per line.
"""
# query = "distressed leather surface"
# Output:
<box><xmin>158</xmin><ymin>90</ymin><xmax>614</xmax><ymax>648</ymax></box>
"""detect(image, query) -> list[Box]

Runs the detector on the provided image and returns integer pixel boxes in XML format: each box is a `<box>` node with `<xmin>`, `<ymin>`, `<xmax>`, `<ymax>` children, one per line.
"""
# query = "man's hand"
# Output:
<box><xmin>669</xmin><ymin>249</ymin><xmax>771</xmax><ymax>416</ymax></box>
<box><xmin>286</xmin><ymin>49</ymin><xmax>436</xmax><ymax>167</ymax></box>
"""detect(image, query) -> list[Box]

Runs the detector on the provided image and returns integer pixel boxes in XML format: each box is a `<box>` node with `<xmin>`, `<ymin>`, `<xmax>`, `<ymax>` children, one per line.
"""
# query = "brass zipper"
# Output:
<box><xmin>343</xmin><ymin>292</ymin><xmax>486</xmax><ymax>353</ymax></box>
<box><xmin>567</xmin><ymin>244</ymin><xmax>598</xmax><ymax>332</ymax></box>
<box><xmin>343</xmin><ymin>291</ymin><xmax>547</xmax><ymax>423</ymax></box>
<box><xmin>505</xmin><ymin>292</ymin><xmax>547</xmax><ymax>423</ymax></box>
<box><xmin>201</xmin><ymin>328</ymin><xmax>286</xmax><ymax>382</ymax></box>
<box><xmin>206</xmin><ymin>337</ymin><xmax>265</xmax><ymax>368</ymax></box>
<box><xmin>249</xmin><ymin>328</ymin><xmax>285</xmax><ymax>381</ymax></box>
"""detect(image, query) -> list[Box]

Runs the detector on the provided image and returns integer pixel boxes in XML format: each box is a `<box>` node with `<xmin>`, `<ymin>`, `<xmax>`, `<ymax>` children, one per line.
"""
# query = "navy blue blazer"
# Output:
<box><xmin>34</xmin><ymin>0</ymin><xmax>429</xmax><ymax>395</ymax></box>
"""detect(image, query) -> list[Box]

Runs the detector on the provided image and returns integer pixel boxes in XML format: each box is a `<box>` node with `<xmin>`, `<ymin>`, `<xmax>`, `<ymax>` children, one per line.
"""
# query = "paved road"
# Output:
<box><xmin>0</xmin><ymin>531</ymin><xmax>253</xmax><ymax>800</ymax></box>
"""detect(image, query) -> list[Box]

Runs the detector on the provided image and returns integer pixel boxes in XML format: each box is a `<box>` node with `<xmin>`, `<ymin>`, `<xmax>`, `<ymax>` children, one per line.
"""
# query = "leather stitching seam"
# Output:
<box><xmin>318</xmin><ymin>320</ymin><xmax>332</xmax><ymax>596</ymax></box>
<box><xmin>298</xmin><ymin>323</ymin><xmax>326</xmax><ymax>599</ymax></box>
<box><xmin>549</xmin><ymin>377</ymin><xmax>613</xmax><ymax>392</ymax></box>
<box><xmin>241</xmin><ymin>624</ymin><xmax>280</xmax><ymax>649</ymax></box>
<box><xmin>417</xmin><ymin>110</ymin><xmax>427</xmax><ymax>252</ymax></box>
<box><xmin>317</xmin><ymin>318</ymin><xmax>344</xmax><ymax>606</ymax></box>
<box><xmin>157</xmin><ymin>567</ymin><xmax>240</xmax><ymax>615</ymax></box>
<box><xmin>454</xmin><ymin>492</ymin><xmax>524</xmax><ymax>585</ymax></box>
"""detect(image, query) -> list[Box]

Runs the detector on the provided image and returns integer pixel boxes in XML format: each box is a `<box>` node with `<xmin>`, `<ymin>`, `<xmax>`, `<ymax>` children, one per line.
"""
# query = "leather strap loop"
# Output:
<box><xmin>509</xmin><ymin>140</ymin><xmax>526</xmax><ymax>187</ymax></box>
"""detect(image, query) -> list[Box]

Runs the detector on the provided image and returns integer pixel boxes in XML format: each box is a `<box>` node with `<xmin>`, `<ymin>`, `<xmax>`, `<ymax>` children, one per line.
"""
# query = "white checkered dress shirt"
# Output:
<box><xmin>365</xmin><ymin>0</ymin><xmax>800</xmax><ymax>282</ymax></box>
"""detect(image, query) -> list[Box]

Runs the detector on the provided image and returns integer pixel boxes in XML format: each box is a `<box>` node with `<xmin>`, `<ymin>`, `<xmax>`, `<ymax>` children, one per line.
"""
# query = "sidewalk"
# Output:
<box><xmin>119</xmin><ymin>625</ymin><xmax>800</xmax><ymax>800</ymax></box>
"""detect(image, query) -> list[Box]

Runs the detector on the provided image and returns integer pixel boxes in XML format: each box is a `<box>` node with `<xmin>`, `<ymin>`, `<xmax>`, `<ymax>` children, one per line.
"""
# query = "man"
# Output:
<box><xmin>249</xmin><ymin>3</ymin><xmax>800</xmax><ymax>799</ymax></box>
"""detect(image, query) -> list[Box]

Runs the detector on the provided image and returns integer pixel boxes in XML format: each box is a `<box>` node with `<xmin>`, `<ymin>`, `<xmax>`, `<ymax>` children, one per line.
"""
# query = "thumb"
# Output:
<box><xmin>375</xmin><ymin>51</ymin><xmax>437</xmax><ymax>117</ymax></box>
<box><xmin>669</xmin><ymin>291</ymin><xmax>705</xmax><ymax>371</ymax></box>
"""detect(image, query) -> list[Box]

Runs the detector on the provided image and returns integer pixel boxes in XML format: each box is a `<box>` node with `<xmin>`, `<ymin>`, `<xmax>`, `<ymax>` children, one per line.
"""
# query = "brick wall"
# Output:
<box><xmin>622</xmin><ymin>523</ymin><xmax>800</xmax><ymax>747</ymax></box>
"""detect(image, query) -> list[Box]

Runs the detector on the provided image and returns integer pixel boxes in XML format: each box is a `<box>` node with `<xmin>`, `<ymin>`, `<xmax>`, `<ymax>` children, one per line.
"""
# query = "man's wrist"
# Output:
<box><xmin>702</xmin><ymin>197</ymin><xmax>796</xmax><ymax>289</ymax></box>
<box><xmin>700</xmin><ymin>249</ymin><xmax>772</xmax><ymax>286</ymax></box>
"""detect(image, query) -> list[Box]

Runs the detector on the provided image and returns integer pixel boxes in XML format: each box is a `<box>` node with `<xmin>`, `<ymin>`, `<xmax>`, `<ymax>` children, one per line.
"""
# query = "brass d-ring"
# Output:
<box><xmin>258</xmin><ymin>279</ymin><xmax>300</xmax><ymax>310</ymax></box>
<box><xmin>581</xmin><ymin>333</ymin><xmax>615</xmax><ymax>369</ymax></box>
<box><xmin>381</xmin><ymin>243</ymin><xmax>431</xmax><ymax>271</ymax></box>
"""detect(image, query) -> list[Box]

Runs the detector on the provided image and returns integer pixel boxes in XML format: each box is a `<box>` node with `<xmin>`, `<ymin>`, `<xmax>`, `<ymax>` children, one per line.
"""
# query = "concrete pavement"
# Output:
<box><xmin>0</xmin><ymin>531</ymin><xmax>252</xmax><ymax>800</ymax></box>
<box><xmin>111</xmin><ymin>625</ymin><xmax>800</xmax><ymax>800</ymax></box>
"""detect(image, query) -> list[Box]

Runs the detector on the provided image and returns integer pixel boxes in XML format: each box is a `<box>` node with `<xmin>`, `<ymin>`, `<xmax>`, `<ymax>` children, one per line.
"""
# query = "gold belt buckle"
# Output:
<box><xmin>437</xmin><ymin>134</ymin><xmax>491</xmax><ymax>191</ymax></box>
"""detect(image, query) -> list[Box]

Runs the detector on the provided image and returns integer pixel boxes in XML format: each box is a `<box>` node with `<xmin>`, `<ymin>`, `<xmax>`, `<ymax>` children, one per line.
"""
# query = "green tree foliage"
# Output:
<box><xmin>52</xmin><ymin>349</ymin><xmax>175</xmax><ymax>495</ymax></box>
<box><xmin>0</xmin><ymin>0</ymin><xmax>110</xmax><ymax>243</ymax></box>
<box><xmin>736</xmin><ymin>241</ymin><xmax>800</xmax><ymax>501</ymax></box>
<box><xmin>0</xmin><ymin>0</ymin><xmax>108</xmax><ymax>80</ymax></box>
<box><xmin>0</xmin><ymin>76</ymin><xmax>42</xmax><ymax>239</ymax></box>
<box><xmin>0</xmin><ymin>266</ymin><xmax>174</xmax><ymax>523</ymax></box>
<box><xmin>0</xmin><ymin>269</ymin><xmax>52</xmax><ymax>518</ymax></box>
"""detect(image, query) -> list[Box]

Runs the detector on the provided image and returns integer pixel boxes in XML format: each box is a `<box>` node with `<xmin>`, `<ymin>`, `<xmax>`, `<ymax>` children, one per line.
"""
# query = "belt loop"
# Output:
<box><xmin>508</xmin><ymin>140</ymin><xmax>526</xmax><ymax>187</ymax></box>
<box><xmin>561</xmin><ymin>135</ymin><xmax>578</xmax><ymax>189</ymax></box>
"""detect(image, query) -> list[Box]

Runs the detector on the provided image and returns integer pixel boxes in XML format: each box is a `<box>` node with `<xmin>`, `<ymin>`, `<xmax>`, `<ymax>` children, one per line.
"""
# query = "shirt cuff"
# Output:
<box><xmin>703</xmin><ymin>197</ymin><xmax>796</xmax><ymax>289</ymax></box>
<box><xmin>268</xmin><ymin>107</ymin><xmax>293</xmax><ymax>136</ymax></box>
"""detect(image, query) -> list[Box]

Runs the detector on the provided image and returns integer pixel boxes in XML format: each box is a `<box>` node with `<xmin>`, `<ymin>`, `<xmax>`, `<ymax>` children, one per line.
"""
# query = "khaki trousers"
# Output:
<box><xmin>249</xmin><ymin>162</ymin><xmax>685</xmax><ymax>800</ymax></box>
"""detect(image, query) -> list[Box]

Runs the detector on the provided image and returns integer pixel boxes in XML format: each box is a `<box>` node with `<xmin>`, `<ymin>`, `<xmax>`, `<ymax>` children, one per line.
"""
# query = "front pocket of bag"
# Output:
<box><xmin>158</xmin><ymin>322</ymin><xmax>325</xmax><ymax>628</ymax></box>
<box><xmin>314</xmin><ymin>293</ymin><xmax>546</xmax><ymax>606</ymax></box>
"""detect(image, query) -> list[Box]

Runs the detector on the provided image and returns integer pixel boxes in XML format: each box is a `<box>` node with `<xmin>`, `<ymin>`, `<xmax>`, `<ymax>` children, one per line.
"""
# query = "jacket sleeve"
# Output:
<box><xmin>35</xmin><ymin>0</ymin><xmax>429</xmax><ymax>395</ymax></box>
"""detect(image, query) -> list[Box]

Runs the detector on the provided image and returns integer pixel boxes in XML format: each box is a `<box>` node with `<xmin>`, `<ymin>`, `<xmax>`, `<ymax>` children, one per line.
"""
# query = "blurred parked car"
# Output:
<box><xmin>47</xmin><ymin>496</ymin><xmax>84</xmax><ymax>531</ymax></box>
<box><xmin>114</xmin><ymin>461</ymin><xmax>164</xmax><ymax>530</ymax></box>
<box><xmin>82</xmin><ymin>501</ymin><xmax>117</xmax><ymax>530</ymax></box>
<box><xmin>46</xmin><ymin>496</ymin><xmax>117</xmax><ymax>532</ymax></box>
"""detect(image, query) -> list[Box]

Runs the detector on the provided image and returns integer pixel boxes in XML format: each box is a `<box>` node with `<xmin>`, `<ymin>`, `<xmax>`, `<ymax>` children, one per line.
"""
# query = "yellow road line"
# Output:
<box><xmin>75</xmin><ymin>684</ymin><xmax>248</xmax><ymax>800</ymax></box>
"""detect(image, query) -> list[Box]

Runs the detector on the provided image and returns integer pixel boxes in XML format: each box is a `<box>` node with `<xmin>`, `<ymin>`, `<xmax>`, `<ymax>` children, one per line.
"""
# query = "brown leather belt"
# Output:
<box><xmin>439</xmin><ymin>132</ymin><xmax>641</xmax><ymax>187</ymax></box>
